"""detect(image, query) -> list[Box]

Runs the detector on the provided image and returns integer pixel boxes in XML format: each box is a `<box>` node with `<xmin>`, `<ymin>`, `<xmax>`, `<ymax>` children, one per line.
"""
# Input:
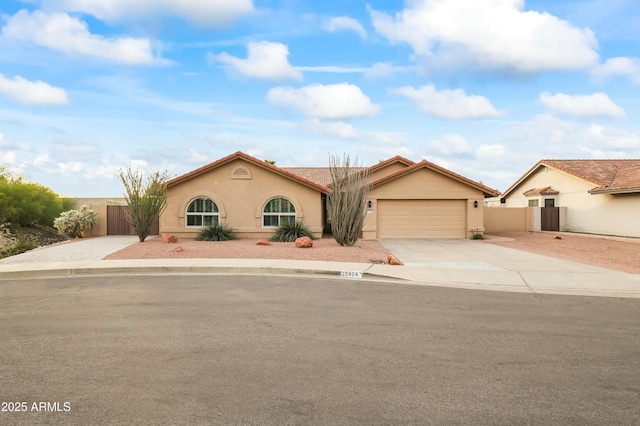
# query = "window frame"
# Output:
<box><xmin>186</xmin><ymin>197</ymin><xmax>220</xmax><ymax>228</ymax></box>
<box><xmin>262</xmin><ymin>197</ymin><xmax>296</xmax><ymax>228</ymax></box>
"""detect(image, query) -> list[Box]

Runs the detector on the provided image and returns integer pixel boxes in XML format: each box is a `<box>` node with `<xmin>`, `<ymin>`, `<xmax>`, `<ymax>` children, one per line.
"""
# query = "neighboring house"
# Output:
<box><xmin>500</xmin><ymin>159</ymin><xmax>640</xmax><ymax>238</ymax></box>
<box><xmin>161</xmin><ymin>151</ymin><xmax>499</xmax><ymax>240</ymax></box>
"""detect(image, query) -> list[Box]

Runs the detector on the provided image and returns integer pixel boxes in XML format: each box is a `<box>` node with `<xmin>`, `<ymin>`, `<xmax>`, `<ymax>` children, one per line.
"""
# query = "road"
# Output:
<box><xmin>1</xmin><ymin>275</ymin><xmax>639</xmax><ymax>425</ymax></box>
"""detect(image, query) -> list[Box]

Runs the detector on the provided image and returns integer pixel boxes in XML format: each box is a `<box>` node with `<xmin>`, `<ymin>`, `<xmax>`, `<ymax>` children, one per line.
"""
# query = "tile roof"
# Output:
<box><xmin>502</xmin><ymin>159</ymin><xmax>640</xmax><ymax>196</ymax></box>
<box><xmin>371</xmin><ymin>159</ymin><xmax>501</xmax><ymax>197</ymax></box>
<box><xmin>166</xmin><ymin>151</ymin><xmax>330</xmax><ymax>193</ymax></box>
<box><xmin>522</xmin><ymin>186</ymin><xmax>559</xmax><ymax>196</ymax></box>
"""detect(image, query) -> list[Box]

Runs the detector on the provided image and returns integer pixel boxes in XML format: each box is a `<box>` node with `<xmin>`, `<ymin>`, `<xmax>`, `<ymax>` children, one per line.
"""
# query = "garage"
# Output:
<box><xmin>377</xmin><ymin>199</ymin><xmax>466</xmax><ymax>238</ymax></box>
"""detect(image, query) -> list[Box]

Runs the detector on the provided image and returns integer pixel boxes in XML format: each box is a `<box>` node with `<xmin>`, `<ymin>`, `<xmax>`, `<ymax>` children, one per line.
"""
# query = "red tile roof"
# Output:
<box><xmin>502</xmin><ymin>159</ymin><xmax>640</xmax><ymax>196</ymax></box>
<box><xmin>166</xmin><ymin>151</ymin><xmax>330</xmax><ymax>193</ymax></box>
<box><xmin>371</xmin><ymin>159</ymin><xmax>500</xmax><ymax>197</ymax></box>
<box><xmin>522</xmin><ymin>186</ymin><xmax>559</xmax><ymax>196</ymax></box>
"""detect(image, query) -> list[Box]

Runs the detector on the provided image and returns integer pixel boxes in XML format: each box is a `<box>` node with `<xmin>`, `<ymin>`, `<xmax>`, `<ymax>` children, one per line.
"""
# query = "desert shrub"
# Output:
<box><xmin>196</xmin><ymin>223</ymin><xmax>237</xmax><ymax>241</ymax></box>
<box><xmin>327</xmin><ymin>154</ymin><xmax>371</xmax><ymax>247</ymax></box>
<box><xmin>270</xmin><ymin>220</ymin><xmax>315</xmax><ymax>242</ymax></box>
<box><xmin>0</xmin><ymin>234</ymin><xmax>38</xmax><ymax>258</ymax></box>
<box><xmin>118</xmin><ymin>167</ymin><xmax>169</xmax><ymax>242</ymax></box>
<box><xmin>53</xmin><ymin>205</ymin><xmax>98</xmax><ymax>238</ymax></box>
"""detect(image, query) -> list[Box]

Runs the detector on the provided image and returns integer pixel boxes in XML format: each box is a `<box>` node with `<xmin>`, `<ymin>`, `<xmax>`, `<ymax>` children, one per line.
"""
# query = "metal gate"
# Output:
<box><xmin>541</xmin><ymin>207</ymin><xmax>559</xmax><ymax>231</ymax></box>
<box><xmin>107</xmin><ymin>205</ymin><xmax>159</xmax><ymax>235</ymax></box>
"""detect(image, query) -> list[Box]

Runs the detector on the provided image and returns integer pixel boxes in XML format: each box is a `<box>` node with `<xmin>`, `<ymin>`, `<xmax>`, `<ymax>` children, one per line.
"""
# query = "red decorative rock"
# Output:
<box><xmin>387</xmin><ymin>255</ymin><xmax>403</xmax><ymax>265</ymax></box>
<box><xmin>161</xmin><ymin>233</ymin><xmax>177</xmax><ymax>243</ymax></box>
<box><xmin>295</xmin><ymin>236</ymin><xmax>313</xmax><ymax>248</ymax></box>
<box><xmin>172</xmin><ymin>246</ymin><xmax>183</xmax><ymax>252</ymax></box>
<box><xmin>256</xmin><ymin>238</ymin><xmax>271</xmax><ymax>246</ymax></box>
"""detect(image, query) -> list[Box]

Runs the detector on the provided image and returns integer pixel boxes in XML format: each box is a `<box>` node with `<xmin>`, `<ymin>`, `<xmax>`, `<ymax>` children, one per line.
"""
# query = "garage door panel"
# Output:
<box><xmin>377</xmin><ymin>200</ymin><xmax>465</xmax><ymax>238</ymax></box>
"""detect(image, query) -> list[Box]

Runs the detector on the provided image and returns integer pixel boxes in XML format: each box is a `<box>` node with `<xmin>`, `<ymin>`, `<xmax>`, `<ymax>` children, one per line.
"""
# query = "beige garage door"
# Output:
<box><xmin>377</xmin><ymin>199</ymin><xmax>466</xmax><ymax>238</ymax></box>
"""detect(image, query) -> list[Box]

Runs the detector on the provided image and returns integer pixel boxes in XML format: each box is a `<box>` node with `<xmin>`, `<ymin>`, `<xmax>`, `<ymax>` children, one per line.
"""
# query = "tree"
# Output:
<box><xmin>118</xmin><ymin>167</ymin><xmax>169</xmax><ymax>242</ymax></box>
<box><xmin>0</xmin><ymin>169</ymin><xmax>71</xmax><ymax>227</ymax></box>
<box><xmin>327</xmin><ymin>154</ymin><xmax>371</xmax><ymax>247</ymax></box>
<box><xmin>53</xmin><ymin>205</ymin><xmax>98</xmax><ymax>238</ymax></box>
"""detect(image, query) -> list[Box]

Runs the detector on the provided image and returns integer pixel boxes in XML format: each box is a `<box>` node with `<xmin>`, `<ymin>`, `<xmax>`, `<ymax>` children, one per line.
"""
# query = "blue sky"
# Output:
<box><xmin>0</xmin><ymin>0</ymin><xmax>638</xmax><ymax>197</ymax></box>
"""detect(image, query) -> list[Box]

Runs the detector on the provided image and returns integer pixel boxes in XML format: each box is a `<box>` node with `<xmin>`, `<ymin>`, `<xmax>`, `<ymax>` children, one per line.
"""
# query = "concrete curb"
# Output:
<box><xmin>1</xmin><ymin>259</ymin><xmax>639</xmax><ymax>299</ymax></box>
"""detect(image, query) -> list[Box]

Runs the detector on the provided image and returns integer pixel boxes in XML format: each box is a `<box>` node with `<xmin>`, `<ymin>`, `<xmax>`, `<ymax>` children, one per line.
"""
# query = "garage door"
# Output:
<box><xmin>377</xmin><ymin>200</ymin><xmax>466</xmax><ymax>238</ymax></box>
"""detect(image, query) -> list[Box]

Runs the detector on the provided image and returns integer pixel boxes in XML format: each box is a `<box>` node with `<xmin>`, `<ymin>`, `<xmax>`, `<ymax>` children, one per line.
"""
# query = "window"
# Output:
<box><xmin>544</xmin><ymin>198</ymin><xmax>555</xmax><ymax>207</ymax></box>
<box><xmin>528</xmin><ymin>199</ymin><xmax>539</xmax><ymax>207</ymax></box>
<box><xmin>263</xmin><ymin>197</ymin><xmax>296</xmax><ymax>227</ymax></box>
<box><xmin>186</xmin><ymin>197</ymin><xmax>219</xmax><ymax>227</ymax></box>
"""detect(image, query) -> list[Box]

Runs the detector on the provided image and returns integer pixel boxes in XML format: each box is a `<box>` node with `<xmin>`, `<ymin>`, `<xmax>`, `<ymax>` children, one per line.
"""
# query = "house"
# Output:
<box><xmin>160</xmin><ymin>151</ymin><xmax>499</xmax><ymax>240</ymax></box>
<box><xmin>500</xmin><ymin>159</ymin><xmax>640</xmax><ymax>238</ymax></box>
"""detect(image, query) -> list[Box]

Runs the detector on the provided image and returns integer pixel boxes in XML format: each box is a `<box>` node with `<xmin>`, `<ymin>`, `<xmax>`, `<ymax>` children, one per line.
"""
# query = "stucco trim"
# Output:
<box><xmin>177</xmin><ymin>192</ymin><xmax>228</xmax><ymax>220</ymax></box>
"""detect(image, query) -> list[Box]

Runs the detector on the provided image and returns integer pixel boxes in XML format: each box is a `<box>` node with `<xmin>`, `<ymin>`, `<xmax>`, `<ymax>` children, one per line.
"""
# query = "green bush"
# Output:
<box><xmin>53</xmin><ymin>205</ymin><xmax>98</xmax><ymax>238</ymax></box>
<box><xmin>0</xmin><ymin>234</ymin><xmax>38</xmax><ymax>259</ymax></box>
<box><xmin>0</xmin><ymin>170</ymin><xmax>68</xmax><ymax>227</ymax></box>
<box><xmin>270</xmin><ymin>220</ymin><xmax>315</xmax><ymax>242</ymax></box>
<box><xmin>195</xmin><ymin>223</ymin><xmax>238</xmax><ymax>241</ymax></box>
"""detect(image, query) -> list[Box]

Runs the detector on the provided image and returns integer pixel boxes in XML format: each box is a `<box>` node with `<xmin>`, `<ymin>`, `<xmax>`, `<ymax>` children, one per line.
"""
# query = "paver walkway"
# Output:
<box><xmin>0</xmin><ymin>236</ymin><xmax>139</xmax><ymax>264</ymax></box>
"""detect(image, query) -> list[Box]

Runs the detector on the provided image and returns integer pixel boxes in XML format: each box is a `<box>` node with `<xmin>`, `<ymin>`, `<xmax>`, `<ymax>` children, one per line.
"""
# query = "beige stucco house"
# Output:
<box><xmin>161</xmin><ymin>151</ymin><xmax>499</xmax><ymax>240</ymax></box>
<box><xmin>500</xmin><ymin>159</ymin><xmax>640</xmax><ymax>238</ymax></box>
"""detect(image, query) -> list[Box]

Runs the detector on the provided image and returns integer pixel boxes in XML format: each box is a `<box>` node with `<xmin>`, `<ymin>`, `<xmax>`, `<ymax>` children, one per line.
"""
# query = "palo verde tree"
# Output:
<box><xmin>327</xmin><ymin>154</ymin><xmax>371</xmax><ymax>247</ymax></box>
<box><xmin>117</xmin><ymin>167</ymin><xmax>170</xmax><ymax>242</ymax></box>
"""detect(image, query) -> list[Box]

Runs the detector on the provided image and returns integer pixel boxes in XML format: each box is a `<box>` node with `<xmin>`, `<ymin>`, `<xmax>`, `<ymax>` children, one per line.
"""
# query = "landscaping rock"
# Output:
<box><xmin>172</xmin><ymin>246</ymin><xmax>183</xmax><ymax>252</ymax></box>
<box><xmin>161</xmin><ymin>233</ymin><xmax>177</xmax><ymax>243</ymax></box>
<box><xmin>256</xmin><ymin>238</ymin><xmax>271</xmax><ymax>246</ymax></box>
<box><xmin>295</xmin><ymin>236</ymin><xmax>313</xmax><ymax>248</ymax></box>
<box><xmin>387</xmin><ymin>254</ymin><xmax>403</xmax><ymax>265</ymax></box>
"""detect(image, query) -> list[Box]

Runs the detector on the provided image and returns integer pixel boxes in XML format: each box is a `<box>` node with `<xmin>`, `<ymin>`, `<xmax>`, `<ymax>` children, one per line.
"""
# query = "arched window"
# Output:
<box><xmin>186</xmin><ymin>197</ymin><xmax>219</xmax><ymax>227</ymax></box>
<box><xmin>263</xmin><ymin>197</ymin><xmax>296</xmax><ymax>227</ymax></box>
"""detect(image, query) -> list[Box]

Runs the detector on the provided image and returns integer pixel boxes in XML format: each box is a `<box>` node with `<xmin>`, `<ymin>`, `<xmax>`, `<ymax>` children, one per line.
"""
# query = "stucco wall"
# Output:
<box><xmin>162</xmin><ymin>159</ymin><xmax>324</xmax><ymax>239</ymax></box>
<box><xmin>363</xmin><ymin>168</ymin><xmax>485</xmax><ymax>239</ymax></box>
<box><xmin>73</xmin><ymin>198</ymin><xmax>127</xmax><ymax>237</ymax></box>
<box><xmin>484</xmin><ymin>207</ymin><xmax>534</xmax><ymax>233</ymax></box>
<box><xmin>505</xmin><ymin>167</ymin><xmax>640</xmax><ymax>238</ymax></box>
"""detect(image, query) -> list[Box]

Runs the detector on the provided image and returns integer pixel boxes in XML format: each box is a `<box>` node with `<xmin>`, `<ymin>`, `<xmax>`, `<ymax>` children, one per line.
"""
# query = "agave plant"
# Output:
<box><xmin>270</xmin><ymin>220</ymin><xmax>315</xmax><ymax>242</ymax></box>
<box><xmin>195</xmin><ymin>223</ymin><xmax>237</xmax><ymax>241</ymax></box>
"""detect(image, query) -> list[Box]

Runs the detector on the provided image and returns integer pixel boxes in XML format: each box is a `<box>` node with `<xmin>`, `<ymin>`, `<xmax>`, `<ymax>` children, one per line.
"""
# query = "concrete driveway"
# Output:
<box><xmin>379</xmin><ymin>238</ymin><xmax>614</xmax><ymax>273</ymax></box>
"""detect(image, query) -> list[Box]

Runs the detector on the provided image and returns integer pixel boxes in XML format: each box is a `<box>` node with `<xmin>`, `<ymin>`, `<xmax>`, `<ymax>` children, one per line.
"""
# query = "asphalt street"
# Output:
<box><xmin>1</xmin><ymin>275</ymin><xmax>639</xmax><ymax>425</ymax></box>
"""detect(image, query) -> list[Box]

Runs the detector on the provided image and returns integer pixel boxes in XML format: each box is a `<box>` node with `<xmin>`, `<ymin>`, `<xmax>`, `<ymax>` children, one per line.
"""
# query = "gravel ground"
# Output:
<box><xmin>105</xmin><ymin>236</ymin><xmax>393</xmax><ymax>264</ymax></box>
<box><xmin>487</xmin><ymin>231</ymin><xmax>640</xmax><ymax>274</ymax></box>
<box><xmin>105</xmin><ymin>232</ymin><xmax>640</xmax><ymax>273</ymax></box>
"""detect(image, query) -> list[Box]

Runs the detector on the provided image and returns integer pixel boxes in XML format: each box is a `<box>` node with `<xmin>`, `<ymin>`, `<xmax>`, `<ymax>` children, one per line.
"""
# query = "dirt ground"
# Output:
<box><xmin>105</xmin><ymin>232</ymin><xmax>640</xmax><ymax>273</ymax></box>
<box><xmin>105</xmin><ymin>236</ymin><xmax>393</xmax><ymax>264</ymax></box>
<box><xmin>486</xmin><ymin>231</ymin><xmax>640</xmax><ymax>274</ymax></box>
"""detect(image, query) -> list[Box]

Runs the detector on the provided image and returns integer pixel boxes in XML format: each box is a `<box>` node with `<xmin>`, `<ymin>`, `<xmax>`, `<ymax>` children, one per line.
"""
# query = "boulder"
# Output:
<box><xmin>295</xmin><ymin>236</ymin><xmax>313</xmax><ymax>248</ymax></box>
<box><xmin>172</xmin><ymin>246</ymin><xmax>183</xmax><ymax>252</ymax></box>
<box><xmin>161</xmin><ymin>233</ymin><xmax>177</xmax><ymax>243</ymax></box>
<box><xmin>387</xmin><ymin>255</ymin><xmax>403</xmax><ymax>266</ymax></box>
<box><xmin>256</xmin><ymin>238</ymin><xmax>271</xmax><ymax>246</ymax></box>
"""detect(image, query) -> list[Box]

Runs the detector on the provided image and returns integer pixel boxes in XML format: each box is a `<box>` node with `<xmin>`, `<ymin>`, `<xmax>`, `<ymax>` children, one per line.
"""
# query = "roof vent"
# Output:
<box><xmin>231</xmin><ymin>166</ymin><xmax>251</xmax><ymax>179</ymax></box>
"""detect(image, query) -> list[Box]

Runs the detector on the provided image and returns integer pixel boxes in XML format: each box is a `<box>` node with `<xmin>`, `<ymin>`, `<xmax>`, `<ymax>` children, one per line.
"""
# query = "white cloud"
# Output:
<box><xmin>364</xmin><ymin>62</ymin><xmax>413</xmax><ymax>78</ymax></box>
<box><xmin>476</xmin><ymin>144</ymin><xmax>505</xmax><ymax>158</ymax></box>
<box><xmin>43</xmin><ymin>0</ymin><xmax>254</xmax><ymax>27</ymax></box>
<box><xmin>426</xmin><ymin>134</ymin><xmax>473</xmax><ymax>156</ymax></box>
<box><xmin>370</xmin><ymin>0</ymin><xmax>599</xmax><ymax>72</ymax></box>
<box><xmin>392</xmin><ymin>84</ymin><xmax>500</xmax><ymax>120</ymax></box>
<box><xmin>211</xmin><ymin>41</ymin><xmax>302</xmax><ymax>81</ymax></box>
<box><xmin>301</xmin><ymin>119</ymin><xmax>360</xmax><ymax>139</ymax></box>
<box><xmin>2</xmin><ymin>10</ymin><xmax>160</xmax><ymax>65</ymax></box>
<box><xmin>539</xmin><ymin>92</ymin><xmax>625</xmax><ymax>118</ymax></box>
<box><xmin>266</xmin><ymin>83</ymin><xmax>380</xmax><ymax>119</ymax></box>
<box><xmin>1</xmin><ymin>150</ymin><xmax>17</xmax><ymax>164</ymax></box>
<box><xmin>0</xmin><ymin>74</ymin><xmax>69</xmax><ymax>105</ymax></box>
<box><xmin>592</xmin><ymin>57</ymin><xmax>640</xmax><ymax>85</ymax></box>
<box><xmin>188</xmin><ymin>148</ymin><xmax>209</xmax><ymax>163</ymax></box>
<box><xmin>323</xmin><ymin>16</ymin><xmax>367</xmax><ymax>39</ymax></box>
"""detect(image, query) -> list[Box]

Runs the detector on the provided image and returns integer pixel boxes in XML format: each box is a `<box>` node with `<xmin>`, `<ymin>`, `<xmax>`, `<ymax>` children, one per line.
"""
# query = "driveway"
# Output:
<box><xmin>379</xmin><ymin>238</ymin><xmax>615</xmax><ymax>273</ymax></box>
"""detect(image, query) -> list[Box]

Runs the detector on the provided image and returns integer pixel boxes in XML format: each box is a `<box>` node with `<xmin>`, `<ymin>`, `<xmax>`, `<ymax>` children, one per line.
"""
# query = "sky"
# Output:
<box><xmin>0</xmin><ymin>0</ymin><xmax>639</xmax><ymax>197</ymax></box>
